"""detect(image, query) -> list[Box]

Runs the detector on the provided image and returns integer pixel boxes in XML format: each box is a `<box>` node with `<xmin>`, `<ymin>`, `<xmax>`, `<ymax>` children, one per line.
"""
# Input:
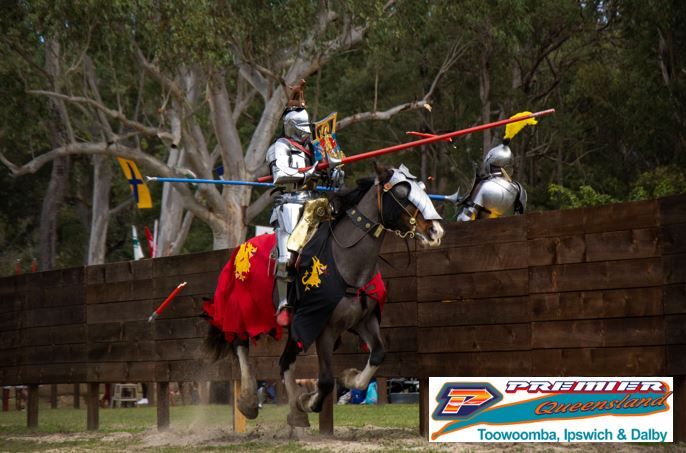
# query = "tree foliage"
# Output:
<box><xmin>0</xmin><ymin>0</ymin><xmax>685</xmax><ymax>274</ymax></box>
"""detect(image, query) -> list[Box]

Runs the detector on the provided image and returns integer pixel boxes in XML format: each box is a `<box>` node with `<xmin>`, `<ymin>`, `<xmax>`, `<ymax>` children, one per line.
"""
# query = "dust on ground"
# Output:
<box><xmin>6</xmin><ymin>426</ymin><xmax>685</xmax><ymax>452</ymax></box>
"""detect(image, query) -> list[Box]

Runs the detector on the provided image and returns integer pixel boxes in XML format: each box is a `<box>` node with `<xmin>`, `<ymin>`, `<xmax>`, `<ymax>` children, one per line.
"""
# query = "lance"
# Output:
<box><xmin>257</xmin><ymin>108</ymin><xmax>555</xmax><ymax>182</ymax></box>
<box><xmin>147</xmin><ymin>176</ymin><xmax>459</xmax><ymax>203</ymax></box>
<box><xmin>148</xmin><ymin>281</ymin><xmax>187</xmax><ymax>322</ymax></box>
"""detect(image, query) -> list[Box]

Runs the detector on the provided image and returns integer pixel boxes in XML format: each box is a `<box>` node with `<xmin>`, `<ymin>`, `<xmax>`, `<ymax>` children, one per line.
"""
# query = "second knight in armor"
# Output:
<box><xmin>456</xmin><ymin>143</ymin><xmax>527</xmax><ymax>221</ymax></box>
<box><xmin>456</xmin><ymin>113</ymin><xmax>536</xmax><ymax>221</ymax></box>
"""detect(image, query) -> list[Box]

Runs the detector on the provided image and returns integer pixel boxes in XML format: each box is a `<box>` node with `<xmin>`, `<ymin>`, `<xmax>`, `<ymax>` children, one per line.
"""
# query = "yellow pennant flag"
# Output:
<box><xmin>117</xmin><ymin>157</ymin><xmax>152</xmax><ymax>209</ymax></box>
<box><xmin>504</xmin><ymin>111</ymin><xmax>538</xmax><ymax>141</ymax></box>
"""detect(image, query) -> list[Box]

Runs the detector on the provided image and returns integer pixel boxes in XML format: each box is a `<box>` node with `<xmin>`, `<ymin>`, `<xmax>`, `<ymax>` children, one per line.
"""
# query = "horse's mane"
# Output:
<box><xmin>328</xmin><ymin>177</ymin><xmax>375</xmax><ymax>220</ymax></box>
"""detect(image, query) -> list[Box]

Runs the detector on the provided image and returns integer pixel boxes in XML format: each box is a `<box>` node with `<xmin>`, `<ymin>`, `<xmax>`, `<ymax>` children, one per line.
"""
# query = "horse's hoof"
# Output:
<box><xmin>296</xmin><ymin>391</ymin><xmax>317</xmax><ymax>413</ymax></box>
<box><xmin>340</xmin><ymin>368</ymin><xmax>361</xmax><ymax>389</ymax></box>
<box><xmin>287</xmin><ymin>410</ymin><xmax>310</xmax><ymax>428</ymax></box>
<box><xmin>238</xmin><ymin>397</ymin><xmax>259</xmax><ymax>420</ymax></box>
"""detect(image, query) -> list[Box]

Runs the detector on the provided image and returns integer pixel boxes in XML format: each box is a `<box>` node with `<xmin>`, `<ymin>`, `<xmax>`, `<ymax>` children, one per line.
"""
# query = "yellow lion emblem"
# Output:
<box><xmin>234</xmin><ymin>242</ymin><xmax>257</xmax><ymax>281</ymax></box>
<box><xmin>301</xmin><ymin>256</ymin><xmax>328</xmax><ymax>291</ymax></box>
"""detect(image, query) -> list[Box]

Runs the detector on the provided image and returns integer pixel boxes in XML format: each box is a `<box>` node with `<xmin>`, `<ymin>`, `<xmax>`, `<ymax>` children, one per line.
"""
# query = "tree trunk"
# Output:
<box><xmin>157</xmin><ymin>146</ymin><xmax>187</xmax><ymax>257</ymax></box>
<box><xmin>479</xmin><ymin>50</ymin><xmax>492</xmax><ymax>155</ymax></box>
<box><xmin>39</xmin><ymin>38</ymin><xmax>71</xmax><ymax>271</ymax></box>
<box><xmin>87</xmin><ymin>155</ymin><xmax>111</xmax><ymax>265</ymax></box>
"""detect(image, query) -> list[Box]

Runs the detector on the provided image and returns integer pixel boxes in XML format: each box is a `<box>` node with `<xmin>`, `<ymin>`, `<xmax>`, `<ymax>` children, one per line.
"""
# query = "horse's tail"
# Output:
<box><xmin>204</xmin><ymin>324</ymin><xmax>232</xmax><ymax>362</ymax></box>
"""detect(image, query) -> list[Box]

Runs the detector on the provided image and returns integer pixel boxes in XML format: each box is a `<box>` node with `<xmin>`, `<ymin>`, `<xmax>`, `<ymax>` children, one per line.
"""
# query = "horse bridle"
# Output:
<box><xmin>376</xmin><ymin>182</ymin><xmax>420</xmax><ymax>240</ymax></box>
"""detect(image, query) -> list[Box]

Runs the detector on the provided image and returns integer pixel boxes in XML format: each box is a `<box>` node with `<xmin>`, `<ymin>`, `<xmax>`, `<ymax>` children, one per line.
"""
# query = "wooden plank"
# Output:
<box><xmin>87</xmin><ymin>362</ymin><xmax>127</xmax><ymax>383</ymax></box>
<box><xmin>586</xmin><ymin>228</ymin><xmax>661</xmax><ymax>262</ymax></box>
<box><xmin>666</xmin><ymin>315</ymin><xmax>686</xmax><ymax>344</ymax></box>
<box><xmin>25</xmin><ymin>305</ymin><xmax>85</xmax><ymax>328</ymax></box>
<box><xmin>675</xmin><ymin>376</ymin><xmax>686</xmax><ymax>442</ymax></box>
<box><xmin>417</xmin><ymin>242</ymin><xmax>528</xmax><ymax>276</ymax></box>
<box><xmin>532</xmin><ymin>346</ymin><xmax>665</xmax><ymax>376</ymax></box>
<box><xmin>148</xmin><ymin>295</ymin><xmax>205</xmax><ymax>320</ymax></box>
<box><xmin>377</xmin><ymin>253</ymin><xmax>416</xmax><ymax>279</ymax></box>
<box><xmin>154</xmin><ymin>250</ymin><xmax>229</xmax><ymax>279</ymax></box>
<box><xmin>417</xmin><ymin>351</ymin><xmax>531</xmax><ymax>377</ymax></box>
<box><xmin>659</xmin><ymin>194</ymin><xmax>686</xmax><ymax>225</ymax></box>
<box><xmin>418</xmin><ymin>324</ymin><xmax>530</xmax><ymax>353</ymax></box>
<box><xmin>380</xmin><ymin>234</ymin><xmax>416</xmax><ymax>254</ymax></box>
<box><xmin>155</xmin><ymin>338</ymin><xmax>205</xmax><ymax>361</ymax></box>
<box><xmin>20</xmin><ymin>364</ymin><xmax>87</xmax><ymax>384</ymax></box>
<box><xmin>664</xmin><ymin>284</ymin><xmax>686</xmax><ymax>314</ymax></box>
<box><xmin>27</xmin><ymin>285</ymin><xmax>84</xmax><ymax>309</ymax></box>
<box><xmin>86</xmin><ymin>282</ymin><xmax>132</xmax><ymax>304</ymax></box>
<box><xmin>667</xmin><ymin>345</ymin><xmax>686</xmax><ymax>375</ymax></box>
<box><xmin>23</xmin><ymin>324</ymin><xmax>86</xmax><ymax>347</ymax></box>
<box><xmin>532</xmin><ymin>317</ymin><xmax>665</xmax><ymax>349</ymax></box>
<box><xmin>530</xmin><ymin>287</ymin><xmax>663</xmax><ymax>321</ymax></box>
<box><xmin>88</xmin><ymin>341</ymin><xmax>157</xmax><ymax>362</ymax></box>
<box><xmin>131</xmin><ymin>259</ymin><xmax>153</xmax><ymax>280</ymax></box>
<box><xmin>527</xmin><ymin>209</ymin><xmax>587</xmax><ymax>239</ymax></box>
<box><xmin>25</xmin><ymin>344</ymin><xmax>88</xmax><ymax>364</ymax></box>
<box><xmin>418</xmin><ymin>297</ymin><xmax>529</xmax><ymax>327</ymax></box>
<box><xmin>418</xmin><ymin>269</ymin><xmax>528</xmax><ymax>301</ymax></box>
<box><xmin>85</xmin><ymin>265</ymin><xmax>105</xmax><ymax>285</ymax></box>
<box><xmin>335</xmin><ymin>327</ymin><xmax>416</xmax><ymax>354</ymax></box>
<box><xmin>0</xmin><ymin>329</ymin><xmax>22</xmax><ymax>349</ymax></box>
<box><xmin>527</xmin><ymin>235</ymin><xmax>586</xmax><ymax>267</ymax></box>
<box><xmin>87</xmin><ymin>300</ymin><xmax>153</xmax><ymax>324</ymax></box>
<box><xmin>105</xmin><ymin>261</ymin><xmax>132</xmax><ymax>283</ymax></box>
<box><xmin>154</xmin><ymin>317</ymin><xmax>207</xmax><ymax>340</ymax></box>
<box><xmin>442</xmin><ymin>215</ymin><xmax>526</xmax><ymax>247</ymax></box>
<box><xmin>153</xmin><ymin>273</ymin><xmax>218</xmax><ymax>298</ymax></box>
<box><xmin>662</xmin><ymin>223</ymin><xmax>686</xmax><ymax>255</ymax></box>
<box><xmin>385</xmin><ymin>277</ymin><xmax>416</xmax><ymax>303</ymax></box>
<box><xmin>87</xmin><ymin>322</ymin><xmax>124</xmax><ymax>343</ymax></box>
<box><xmin>584</xmin><ymin>199</ymin><xmax>658</xmax><ymax>233</ymax></box>
<box><xmin>157</xmin><ymin>382</ymin><xmax>170</xmax><ymax>431</ymax></box>
<box><xmin>168</xmin><ymin>359</ymin><xmax>213</xmax><ymax>381</ymax></box>
<box><xmin>87</xmin><ymin>383</ymin><xmax>99</xmax><ymax>430</ymax></box>
<box><xmin>529</xmin><ymin>258</ymin><xmax>663</xmax><ymax>294</ymax></box>
<box><xmin>122</xmin><ymin>321</ymin><xmax>156</xmax><ymax>342</ymax></box>
<box><xmin>380</xmin><ymin>302</ymin><xmax>417</xmax><ymax>328</ymax></box>
<box><xmin>27</xmin><ymin>384</ymin><xmax>39</xmax><ymax>428</ymax></box>
<box><xmin>665</xmin><ymin>254</ymin><xmax>686</xmax><ymax>284</ymax></box>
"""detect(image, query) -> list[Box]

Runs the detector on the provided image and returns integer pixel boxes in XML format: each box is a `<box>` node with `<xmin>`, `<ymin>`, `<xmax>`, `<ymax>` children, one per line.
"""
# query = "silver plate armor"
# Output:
<box><xmin>457</xmin><ymin>143</ymin><xmax>527</xmax><ymax>221</ymax></box>
<box><xmin>385</xmin><ymin>165</ymin><xmax>442</xmax><ymax>221</ymax></box>
<box><xmin>266</xmin><ymin>138</ymin><xmax>311</xmax><ymax>188</ymax></box>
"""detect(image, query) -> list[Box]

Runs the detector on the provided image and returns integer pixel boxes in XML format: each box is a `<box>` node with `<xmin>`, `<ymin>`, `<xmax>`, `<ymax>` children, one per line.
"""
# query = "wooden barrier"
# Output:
<box><xmin>0</xmin><ymin>194</ymin><xmax>684</xmax><ymax>438</ymax></box>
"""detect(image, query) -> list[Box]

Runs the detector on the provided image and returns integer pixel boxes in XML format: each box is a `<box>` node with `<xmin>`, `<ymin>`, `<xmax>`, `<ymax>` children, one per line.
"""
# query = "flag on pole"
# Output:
<box><xmin>117</xmin><ymin>157</ymin><xmax>153</xmax><ymax>209</ymax></box>
<box><xmin>144</xmin><ymin>225</ymin><xmax>156</xmax><ymax>258</ymax></box>
<box><xmin>132</xmin><ymin>225</ymin><xmax>145</xmax><ymax>260</ymax></box>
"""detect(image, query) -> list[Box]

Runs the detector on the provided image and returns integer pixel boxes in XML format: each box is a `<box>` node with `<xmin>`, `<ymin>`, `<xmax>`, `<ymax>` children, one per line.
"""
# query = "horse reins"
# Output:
<box><xmin>377</xmin><ymin>182</ymin><xmax>420</xmax><ymax>240</ymax></box>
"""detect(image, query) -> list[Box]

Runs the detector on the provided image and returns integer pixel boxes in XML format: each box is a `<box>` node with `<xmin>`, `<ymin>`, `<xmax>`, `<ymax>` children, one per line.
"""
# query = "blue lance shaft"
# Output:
<box><xmin>146</xmin><ymin>176</ymin><xmax>459</xmax><ymax>202</ymax></box>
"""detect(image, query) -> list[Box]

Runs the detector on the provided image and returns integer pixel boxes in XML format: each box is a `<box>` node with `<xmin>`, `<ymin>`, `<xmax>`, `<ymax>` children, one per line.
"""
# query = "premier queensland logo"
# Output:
<box><xmin>429</xmin><ymin>377</ymin><xmax>673</xmax><ymax>443</ymax></box>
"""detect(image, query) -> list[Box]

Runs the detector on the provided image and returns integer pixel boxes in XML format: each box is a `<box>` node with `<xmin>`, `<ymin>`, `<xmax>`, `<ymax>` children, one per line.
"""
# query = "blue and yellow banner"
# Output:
<box><xmin>117</xmin><ymin>157</ymin><xmax>152</xmax><ymax>209</ymax></box>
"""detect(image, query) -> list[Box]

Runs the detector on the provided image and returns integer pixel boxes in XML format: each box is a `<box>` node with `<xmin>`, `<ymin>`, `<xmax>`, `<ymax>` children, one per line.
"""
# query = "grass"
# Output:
<box><xmin>0</xmin><ymin>402</ymin><xmax>422</xmax><ymax>452</ymax></box>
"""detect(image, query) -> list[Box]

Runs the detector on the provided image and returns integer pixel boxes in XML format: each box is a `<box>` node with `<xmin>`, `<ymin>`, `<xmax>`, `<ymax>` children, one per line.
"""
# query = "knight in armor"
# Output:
<box><xmin>266</xmin><ymin>80</ymin><xmax>344</xmax><ymax>326</ymax></box>
<box><xmin>456</xmin><ymin>114</ymin><xmax>535</xmax><ymax>221</ymax></box>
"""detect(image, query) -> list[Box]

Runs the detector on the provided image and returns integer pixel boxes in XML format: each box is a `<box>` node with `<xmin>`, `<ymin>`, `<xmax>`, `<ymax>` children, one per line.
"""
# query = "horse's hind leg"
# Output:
<box><xmin>235</xmin><ymin>342</ymin><xmax>259</xmax><ymax>419</ymax></box>
<box><xmin>340</xmin><ymin>313</ymin><xmax>385</xmax><ymax>390</ymax></box>
<box><xmin>280</xmin><ymin>338</ymin><xmax>310</xmax><ymax>428</ymax></box>
<box><xmin>298</xmin><ymin>326</ymin><xmax>335</xmax><ymax>413</ymax></box>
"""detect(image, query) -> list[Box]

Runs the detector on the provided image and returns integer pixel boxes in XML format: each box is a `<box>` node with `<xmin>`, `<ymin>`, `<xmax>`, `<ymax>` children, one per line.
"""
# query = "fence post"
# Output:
<box><xmin>87</xmin><ymin>383</ymin><xmax>99</xmax><ymax>430</ymax></box>
<box><xmin>73</xmin><ymin>384</ymin><xmax>80</xmax><ymax>409</ymax></box>
<box><xmin>50</xmin><ymin>384</ymin><xmax>58</xmax><ymax>408</ymax></box>
<box><xmin>319</xmin><ymin>388</ymin><xmax>334</xmax><ymax>435</ymax></box>
<box><xmin>419</xmin><ymin>378</ymin><xmax>429</xmax><ymax>439</ymax></box>
<box><xmin>232</xmin><ymin>380</ymin><xmax>246</xmax><ymax>433</ymax></box>
<box><xmin>2</xmin><ymin>387</ymin><xmax>9</xmax><ymax>412</ymax></box>
<box><xmin>27</xmin><ymin>385</ymin><xmax>39</xmax><ymax>428</ymax></box>
<box><xmin>157</xmin><ymin>382</ymin><xmax>170</xmax><ymax>430</ymax></box>
<box><xmin>377</xmin><ymin>378</ymin><xmax>388</xmax><ymax>405</ymax></box>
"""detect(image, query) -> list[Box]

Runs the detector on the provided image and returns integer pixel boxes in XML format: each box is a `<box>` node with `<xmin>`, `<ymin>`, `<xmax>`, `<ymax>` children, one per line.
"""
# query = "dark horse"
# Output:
<box><xmin>205</xmin><ymin>163</ymin><xmax>444</xmax><ymax>430</ymax></box>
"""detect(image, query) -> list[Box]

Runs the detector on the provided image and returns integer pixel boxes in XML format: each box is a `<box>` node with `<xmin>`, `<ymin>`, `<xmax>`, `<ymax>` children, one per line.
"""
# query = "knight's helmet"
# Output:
<box><xmin>480</xmin><ymin>111</ymin><xmax>539</xmax><ymax>178</ymax></box>
<box><xmin>282</xmin><ymin>79</ymin><xmax>311</xmax><ymax>144</ymax></box>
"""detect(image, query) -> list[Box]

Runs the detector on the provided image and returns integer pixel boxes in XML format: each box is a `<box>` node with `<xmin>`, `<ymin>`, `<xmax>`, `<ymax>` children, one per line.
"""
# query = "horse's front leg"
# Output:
<box><xmin>298</xmin><ymin>326</ymin><xmax>335</xmax><ymax>413</ymax></box>
<box><xmin>279</xmin><ymin>337</ymin><xmax>310</xmax><ymax>428</ymax></box>
<box><xmin>235</xmin><ymin>342</ymin><xmax>259</xmax><ymax>419</ymax></box>
<box><xmin>340</xmin><ymin>311</ymin><xmax>385</xmax><ymax>390</ymax></box>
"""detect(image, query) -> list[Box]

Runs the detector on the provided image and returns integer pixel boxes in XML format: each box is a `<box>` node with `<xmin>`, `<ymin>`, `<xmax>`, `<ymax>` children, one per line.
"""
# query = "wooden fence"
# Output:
<box><xmin>0</xmin><ymin>194</ymin><xmax>684</xmax><ymax>439</ymax></box>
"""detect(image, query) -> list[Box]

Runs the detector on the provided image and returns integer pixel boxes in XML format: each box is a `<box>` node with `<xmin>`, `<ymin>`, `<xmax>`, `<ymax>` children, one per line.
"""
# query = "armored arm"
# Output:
<box><xmin>266</xmin><ymin>140</ymin><xmax>306</xmax><ymax>185</ymax></box>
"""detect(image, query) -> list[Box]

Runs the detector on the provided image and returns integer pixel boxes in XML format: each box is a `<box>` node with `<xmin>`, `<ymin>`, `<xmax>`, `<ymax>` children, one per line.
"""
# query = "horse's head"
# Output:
<box><xmin>374</xmin><ymin>162</ymin><xmax>444</xmax><ymax>247</ymax></box>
